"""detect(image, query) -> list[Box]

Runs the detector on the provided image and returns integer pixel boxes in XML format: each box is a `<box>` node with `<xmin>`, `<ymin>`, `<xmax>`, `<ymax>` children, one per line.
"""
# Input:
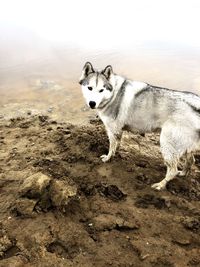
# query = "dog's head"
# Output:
<box><xmin>79</xmin><ymin>62</ymin><xmax>114</xmax><ymax>109</ymax></box>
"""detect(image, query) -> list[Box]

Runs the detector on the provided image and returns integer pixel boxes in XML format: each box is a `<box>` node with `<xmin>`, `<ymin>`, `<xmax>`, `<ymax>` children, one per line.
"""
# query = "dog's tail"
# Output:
<box><xmin>183</xmin><ymin>92</ymin><xmax>200</xmax><ymax>112</ymax></box>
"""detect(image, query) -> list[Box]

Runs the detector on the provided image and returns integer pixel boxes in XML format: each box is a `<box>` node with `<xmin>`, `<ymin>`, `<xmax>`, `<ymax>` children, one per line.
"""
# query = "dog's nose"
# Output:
<box><xmin>89</xmin><ymin>101</ymin><xmax>96</xmax><ymax>109</ymax></box>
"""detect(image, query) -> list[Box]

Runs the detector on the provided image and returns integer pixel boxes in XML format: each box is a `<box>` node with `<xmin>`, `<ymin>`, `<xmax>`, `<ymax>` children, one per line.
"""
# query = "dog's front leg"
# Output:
<box><xmin>100</xmin><ymin>130</ymin><xmax>122</xmax><ymax>162</ymax></box>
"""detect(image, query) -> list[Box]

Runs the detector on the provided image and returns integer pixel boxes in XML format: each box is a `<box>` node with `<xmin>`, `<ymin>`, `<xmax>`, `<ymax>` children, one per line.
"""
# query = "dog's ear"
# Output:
<box><xmin>101</xmin><ymin>65</ymin><xmax>113</xmax><ymax>80</ymax></box>
<box><xmin>79</xmin><ymin>62</ymin><xmax>94</xmax><ymax>84</ymax></box>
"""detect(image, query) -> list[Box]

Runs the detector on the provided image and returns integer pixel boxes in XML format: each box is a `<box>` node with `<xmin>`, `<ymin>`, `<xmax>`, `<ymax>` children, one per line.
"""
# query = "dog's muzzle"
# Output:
<box><xmin>89</xmin><ymin>101</ymin><xmax>96</xmax><ymax>109</ymax></box>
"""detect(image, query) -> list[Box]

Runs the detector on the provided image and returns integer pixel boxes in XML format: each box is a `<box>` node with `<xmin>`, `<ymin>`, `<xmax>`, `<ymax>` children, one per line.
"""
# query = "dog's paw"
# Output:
<box><xmin>178</xmin><ymin>170</ymin><xmax>190</xmax><ymax>177</ymax></box>
<box><xmin>100</xmin><ymin>154</ymin><xmax>110</xmax><ymax>163</ymax></box>
<box><xmin>151</xmin><ymin>182</ymin><xmax>166</xmax><ymax>191</ymax></box>
<box><xmin>177</xmin><ymin>170</ymin><xmax>186</xmax><ymax>177</ymax></box>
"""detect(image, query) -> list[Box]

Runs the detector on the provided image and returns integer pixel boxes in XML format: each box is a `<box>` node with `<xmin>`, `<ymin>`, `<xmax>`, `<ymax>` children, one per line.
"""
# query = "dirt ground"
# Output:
<box><xmin>0</xmin><ymin>115</ymin><xmax>200</xmax><ymax>267</ymax></box>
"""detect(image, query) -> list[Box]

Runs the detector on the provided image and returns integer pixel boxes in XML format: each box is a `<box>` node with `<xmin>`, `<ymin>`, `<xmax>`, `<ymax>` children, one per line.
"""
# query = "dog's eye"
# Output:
<box><xmin>99</xmin><ymin>89</ymin><xmax>104</xmax><ymax>93</ymax></box>
<box><xmin>88</xmin><ymin>87</ymin><xmax>93</xmax><ymax>91</ymax></box>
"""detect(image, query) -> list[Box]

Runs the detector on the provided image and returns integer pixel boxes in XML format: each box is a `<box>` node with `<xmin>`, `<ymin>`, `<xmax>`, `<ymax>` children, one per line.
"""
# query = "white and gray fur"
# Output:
<box><xmin>79</xmin><ymin>62</ymin><xmax>200</xmax><ymax>190</ymax></box>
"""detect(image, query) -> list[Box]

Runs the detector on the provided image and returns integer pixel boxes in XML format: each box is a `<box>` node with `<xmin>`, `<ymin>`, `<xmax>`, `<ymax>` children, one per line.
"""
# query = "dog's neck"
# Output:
<box><xmin>112</xmin><ymin>74</ymin><xmax>126</xmax><ymax>92</ymax></box>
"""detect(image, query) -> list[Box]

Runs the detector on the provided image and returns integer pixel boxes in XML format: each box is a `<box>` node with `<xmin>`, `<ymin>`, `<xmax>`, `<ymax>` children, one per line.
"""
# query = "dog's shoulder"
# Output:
<box><xmin>125</xmin><ymin>80</ymin><xmax>148</xmax><ymax>97</ymax></box>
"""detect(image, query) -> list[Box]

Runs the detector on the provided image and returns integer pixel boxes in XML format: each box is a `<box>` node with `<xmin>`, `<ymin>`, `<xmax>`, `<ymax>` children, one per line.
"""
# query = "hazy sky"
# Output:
<box><xmin>0</xmin><ymin>0</ymin><xmax>200</xmax><ymax>48</ymax></box>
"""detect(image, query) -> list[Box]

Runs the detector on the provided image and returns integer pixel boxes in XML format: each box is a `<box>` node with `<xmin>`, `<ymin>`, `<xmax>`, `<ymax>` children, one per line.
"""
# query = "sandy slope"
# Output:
<box><xmin>0</xmin><ymin>115</ymin><xmax>200</xmax><ymax>267</ymax></box>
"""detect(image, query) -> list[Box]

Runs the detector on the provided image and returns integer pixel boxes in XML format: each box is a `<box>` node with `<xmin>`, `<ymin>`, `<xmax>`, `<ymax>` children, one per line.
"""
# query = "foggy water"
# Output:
<box><xmin>1</xmin><ymin>28</ymin><xmax>200</xmax><ymax>123</ymax></box>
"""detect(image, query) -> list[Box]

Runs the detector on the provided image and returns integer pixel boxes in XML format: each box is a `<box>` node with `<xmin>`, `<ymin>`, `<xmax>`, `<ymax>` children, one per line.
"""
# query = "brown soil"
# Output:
<box><xmin>0</xmin><ymin>115</ymin><xmax>200</xmax><ymax>267</ymax></box>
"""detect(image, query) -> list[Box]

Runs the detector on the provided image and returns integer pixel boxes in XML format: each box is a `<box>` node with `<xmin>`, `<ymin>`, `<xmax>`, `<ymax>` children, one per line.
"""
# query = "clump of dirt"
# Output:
<box><xmin>0</xmin><ymin>115</ymin><xmax>200</xmax><ymax>267</ymax></box>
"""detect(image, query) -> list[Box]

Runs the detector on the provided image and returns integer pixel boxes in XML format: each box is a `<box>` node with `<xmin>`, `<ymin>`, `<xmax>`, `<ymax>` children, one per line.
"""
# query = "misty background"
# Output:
<box><xmin>0</xmin><ymin>0</ymin><xmax>200</xmax><ymax>122</ymax></box>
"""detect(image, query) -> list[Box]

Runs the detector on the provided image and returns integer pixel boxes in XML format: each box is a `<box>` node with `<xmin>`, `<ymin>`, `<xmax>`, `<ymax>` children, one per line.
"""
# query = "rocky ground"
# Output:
<box><xmin>0</xmin><ymin>115</ymin><xmax>200</xmax><ymax>267</ymax></box>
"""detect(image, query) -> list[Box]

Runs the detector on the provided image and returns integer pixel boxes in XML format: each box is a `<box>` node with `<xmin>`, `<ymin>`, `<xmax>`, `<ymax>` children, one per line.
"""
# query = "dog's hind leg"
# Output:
<box><xmin>178</xmin><ymin>153</ymin><xmax>195</xmax><ymax>177</ymax></box>
<box><xmin>152</xmin><ymin>160</ymin><xmax>179</xmax><ymax>190</ymax></box>
<box><xmin>151</xmin><ymin>123</ymin><xmax>182</xmax><ymax>190</ymax></box>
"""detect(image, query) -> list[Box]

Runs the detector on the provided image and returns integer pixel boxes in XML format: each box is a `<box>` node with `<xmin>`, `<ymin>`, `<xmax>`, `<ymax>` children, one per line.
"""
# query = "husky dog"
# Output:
<box><xmin>79</xmin><ymin>62</ymin><xmax>200</xmax><ymax>190</ymax></box>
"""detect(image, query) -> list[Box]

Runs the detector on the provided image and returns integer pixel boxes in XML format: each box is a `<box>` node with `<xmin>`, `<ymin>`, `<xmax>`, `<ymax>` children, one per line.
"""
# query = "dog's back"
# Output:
<box><xmin>122</xmin><ymin>84</ymin><xmax>200</xmax><ymax>133</ymax></box>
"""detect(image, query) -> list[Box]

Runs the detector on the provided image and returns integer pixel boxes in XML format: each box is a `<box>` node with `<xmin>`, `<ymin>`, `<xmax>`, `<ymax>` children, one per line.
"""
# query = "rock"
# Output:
<box><xmin>96</xmin><ymin>184</ymin><xmax>126</xmax><ymax>201</ymax></box>
<box><xmin>20</xmin><ymin>172</ymin><xmax>51</xmax><ymax>198</ymax></box>
<box><xmin>14</xmin><ymin>199</ymin><xmax>37</xmax><ymax>216</ymax></box>
<box><xmin>116</xmin><ymin>217</ymin><xmax>140</xmax><ymax>230</ymax></box>
<box><xmin>188</xmin><ymin>256</ymin><xmax>200</xmax><ymax>266</ymax></box>
<box><xmin>182</xmin><ymin>217</ymin><xmax>200</xmax><ymax>232</ymax></box>
<box><xmin>50</xmin><ymin>180</ymin><xmax>77</xmax><ymax>207</ymax></box>
<box><xmin>0</xmin><ymin>256</ymin><xmax>25</xmax><ymax>267</ymax></box>
<box><xmin>38</xmin><ymin>115</ymin><xmax>48</xmax><ymax>123</ymax></box>
<box><xmin>0</xmin><ymin>231</ymin><xmax>12</xmax><ymax>257</ymax></box>
<box><xmin>171</xmin><ymin>232</ymin><xmax>191</xmax><ymax>245</ymax></box>
<box><xmin>47</xmin><ymin>107</ymin><xmax>53</xmax><ymax>113</ymax></box>
<box><xmin>92</xmin><ymin>214</ymin><xmax>140</xmax><ymax>231</ymax></box>
<box><xmin>92</xmin><ymin>214</ymin><xmax>117</xmax><ymax>231</ymax></box>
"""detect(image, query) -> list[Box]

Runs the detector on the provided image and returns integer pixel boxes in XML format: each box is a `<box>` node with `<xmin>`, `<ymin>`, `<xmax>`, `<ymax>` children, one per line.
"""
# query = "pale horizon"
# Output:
<box><xmin>0</xmin><ymin>0</ymin><xmax>200</xmax><ymax>49</ymax></box>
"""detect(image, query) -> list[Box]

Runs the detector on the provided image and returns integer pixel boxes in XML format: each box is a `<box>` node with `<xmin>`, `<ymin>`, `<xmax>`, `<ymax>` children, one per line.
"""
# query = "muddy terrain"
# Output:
<box><xmin>0</xmin><ymin>115</ymin><xmax>200</xmax><ymax>267</ymax></box>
